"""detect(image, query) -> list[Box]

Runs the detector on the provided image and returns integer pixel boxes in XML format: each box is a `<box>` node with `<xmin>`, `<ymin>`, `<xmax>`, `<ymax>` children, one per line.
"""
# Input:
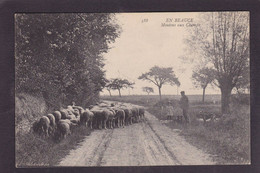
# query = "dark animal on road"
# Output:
<box><xmin>122</xmin><ymin>107</ymin><xmax>133</xmax><ymax>126</ymax></box>
<box><xmin>91</xmin><ymin>108</ymin><xmax>104</xmax><ymax>130</ymax></box>
<box><xmin>131</xmin><ymin>107</ymin><xmax>140</xmax><ymax>123</ymax></box>
<box><xmin>114</xmin><ymin>108</ymin><xmax>125</xmax><ymax>128</ymax></box>
<box><xmin>138</xmin><ymin>107</ymin><xmax>145</xmax><ymax>120</ymax></box>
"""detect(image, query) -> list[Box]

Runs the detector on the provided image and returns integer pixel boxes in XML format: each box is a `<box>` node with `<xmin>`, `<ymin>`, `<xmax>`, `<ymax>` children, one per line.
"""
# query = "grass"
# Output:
<box><xmin>16</xmin><ymin>125</ymin><xmax>92</xmax><ymax>167</ymax></box>
<box><xmin>101</xmin><ymin>94</ymin><xmax>250</xmax><ymax>164</ymax></box>
<box><xmin>178</xmin><ymin>104</ymin><xmax>250</xmax><ymax>164</ymax></box>
<box><xmin>15</xmin><ymin>92</ymin><xmax>92</xmax><ymax>167</ymax></box>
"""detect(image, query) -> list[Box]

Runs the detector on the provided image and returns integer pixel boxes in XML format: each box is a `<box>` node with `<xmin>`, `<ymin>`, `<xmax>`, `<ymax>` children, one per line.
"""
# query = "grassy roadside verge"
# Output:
<box><xmin>16</xmin><ymin>126</ymin><xmax>92</xmax><ymax>167</ymax></box>
<box><xmin>15</xmin><ymin>93</ymin><xmax>93</xmax><ymax>167</ymax></box>
<box><xmin>148</xmin><ymin>104</ymin><xmax>250</xmax><ymax>164</ymax></box>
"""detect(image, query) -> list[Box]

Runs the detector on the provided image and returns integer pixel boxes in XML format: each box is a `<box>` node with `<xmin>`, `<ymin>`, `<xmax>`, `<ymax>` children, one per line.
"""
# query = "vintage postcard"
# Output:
<box><xmin>15</xmin><ymin>12</ymin><xmax>250</xmax><ymax>167</ymax></box>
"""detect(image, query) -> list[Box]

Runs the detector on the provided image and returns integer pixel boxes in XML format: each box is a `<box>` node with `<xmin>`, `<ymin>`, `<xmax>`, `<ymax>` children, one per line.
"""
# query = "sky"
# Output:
<box><xmin>101</xmin><ymin>12</ymin><xmax>220</xmax><ymax>96</ymax></box>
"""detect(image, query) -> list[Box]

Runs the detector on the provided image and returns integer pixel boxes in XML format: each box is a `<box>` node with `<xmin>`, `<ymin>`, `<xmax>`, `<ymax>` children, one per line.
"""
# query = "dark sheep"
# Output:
<box><xmin>122</xmin><ymin>108</ymin><xmax>133</xmax><ymax>126</ymax></box>
<box><xmin>138</xmin><ymin>107</ymin><xmax>145</xmax><ymax>120</ymax></box>
<box><xmin>114</xmin><ymin>108</ymin><xmax>125</xmax><ymax>128</ymax></box>
<box><xmin>91</xmin><ymin>109</ymin><xmax>104</xmax><ymax>130</ymax></box>
<box><xmin>131</xmin><ymin>107</ymin><xmax>139</xmax><ymax>123</ymax></box>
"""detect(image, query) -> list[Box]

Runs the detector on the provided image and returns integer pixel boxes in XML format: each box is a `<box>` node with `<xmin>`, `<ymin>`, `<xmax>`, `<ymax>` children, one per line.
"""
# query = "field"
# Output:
<box><xmin>101</xmin><ymin>94</ymin><xmax>250</xmax><ymax>164</ymax></box>
<box><xmin>101</xmin><ymin>94</ymin><xmax>221</xmax><ymax>106</ymax></box>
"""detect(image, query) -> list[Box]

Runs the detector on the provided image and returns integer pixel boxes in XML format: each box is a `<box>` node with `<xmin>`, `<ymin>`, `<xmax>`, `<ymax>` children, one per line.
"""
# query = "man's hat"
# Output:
<box><xmin>180</xmin><ymin>91</ymin><xmax>185</xmax><ymax>94</ymax></box>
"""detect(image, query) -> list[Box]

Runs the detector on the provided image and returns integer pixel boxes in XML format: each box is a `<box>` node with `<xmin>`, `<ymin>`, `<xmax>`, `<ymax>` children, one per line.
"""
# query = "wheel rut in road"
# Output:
<box><xmin>59</xmin><ymin>111</ymin><xmax>215</xmax><ymax>166</ymax></box>
<box><xmin>143</xmin><ymin>120</ymin><xmax>181</xmax><ymax>165</ymax></box>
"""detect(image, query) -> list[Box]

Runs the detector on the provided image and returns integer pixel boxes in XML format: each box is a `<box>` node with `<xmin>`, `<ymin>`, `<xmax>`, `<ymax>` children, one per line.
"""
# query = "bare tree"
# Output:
<box><xmin>142</xmin><ymin>87</ymin><xmax>154</xmax><ymax>95</ymax></box>
<box><xmin>108</xmin><ymin>78</ymin><xmax>134</xmax><ymax>97</ymax></box>
<box><xmin>192</xmin><ymin>67</ymin><xmax>215</xmax><ymax>103</ymax></box>
<box><xmin>138</xmin><ymin>66</ymin><xmax>180</xmax><ymax>100</ymax></box>
<box><xmin>185</xmin><ymin>12</ymin><xmax>249</xmax><ymax>114</ymax></box>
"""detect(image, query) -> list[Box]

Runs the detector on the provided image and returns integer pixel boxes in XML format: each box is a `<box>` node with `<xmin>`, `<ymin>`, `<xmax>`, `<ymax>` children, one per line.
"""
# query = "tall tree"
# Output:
<box><xmin>138</xmin><ymin>66</ymin><xmax>180</xmax><ymax>100</ymax></box>
<box><xmin>15</xmin><ymin>13</ymin><xmax>121</xmax><ymax>107</ymax></box>
<box><xmin>142</xmin><ymin>87</ymin><xmax>154</xmax><ymax>95</ymax></box>
<box><xmin>192</xmin><ymin>67</ymin><xmax>215</xmax><ymax>103</ymax></box>
<box><xmin>185</xmin><ymin>12</ymin><xmax>249</xmax><ymax>113</ymax></box>
<box><xmin>108</xmin><ymin>78</ymin><xmax>134</xmax><ymax>97</ymax></box>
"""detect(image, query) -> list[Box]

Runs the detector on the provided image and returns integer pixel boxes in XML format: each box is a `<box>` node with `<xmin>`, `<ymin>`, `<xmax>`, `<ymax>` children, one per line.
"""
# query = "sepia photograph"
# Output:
<box><xmin>15</xmin><ymin>12</ymin><xmax>250</xmax><ymax>167</ymax></box>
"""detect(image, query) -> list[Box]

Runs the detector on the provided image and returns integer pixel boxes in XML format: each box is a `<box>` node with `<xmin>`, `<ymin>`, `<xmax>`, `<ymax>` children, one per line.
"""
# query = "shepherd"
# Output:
<box><xmin>180</xmin><ymin>91</ymin><xmax>189</xmax><ymax>123</ymax></box>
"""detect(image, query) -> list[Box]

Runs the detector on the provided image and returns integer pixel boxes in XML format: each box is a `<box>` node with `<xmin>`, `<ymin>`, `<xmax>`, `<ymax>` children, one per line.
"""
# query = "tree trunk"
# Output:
<box><xmin>108</xmin><ymin>90</ymin><xmax>111</xmax><ymax>97</ymax></box>
<box><xmin>118</xmin><ymin>89</ymin><xmax>121</xmax><ymax>97</ymax></box>
<box><xmin>202</xmin><ymin>87</ymin><xmax>206</xmax><ymax>103</ymax></box>
<box><xmin>158</xmin><ymin>87</ymin><xmax>162</xmax><ymax>101</ymax></box>
<box><xmin>221</xmin><ymin>87</ymin><xmax>232</xmax><ymax>114</ymax></box>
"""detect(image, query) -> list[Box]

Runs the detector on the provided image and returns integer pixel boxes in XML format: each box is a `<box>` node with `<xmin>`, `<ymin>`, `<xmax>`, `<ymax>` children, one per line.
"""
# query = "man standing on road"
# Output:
<box><xmin>180</xmin><ymin>91</ymin><xmax>189</xmax><ymax>123</ymax></box>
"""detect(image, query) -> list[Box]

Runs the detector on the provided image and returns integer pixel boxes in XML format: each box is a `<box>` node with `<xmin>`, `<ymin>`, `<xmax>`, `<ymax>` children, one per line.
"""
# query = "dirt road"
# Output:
<box><xmin>59</xmin><ymin>111</ymin><xmax>215</xmax><ymax>166</ymax></box>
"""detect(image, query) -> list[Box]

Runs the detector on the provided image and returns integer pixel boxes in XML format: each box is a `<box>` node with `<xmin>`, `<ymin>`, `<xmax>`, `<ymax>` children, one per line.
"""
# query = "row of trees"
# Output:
<box><xmin>105</xmin><ymin>66</ymin><xmax>181</xmax><ymax>100</ymax></box>
<box><xmin>15</xmin><ymin>14</ymin><xmax>121</xmax><ymax>108</ymax></box>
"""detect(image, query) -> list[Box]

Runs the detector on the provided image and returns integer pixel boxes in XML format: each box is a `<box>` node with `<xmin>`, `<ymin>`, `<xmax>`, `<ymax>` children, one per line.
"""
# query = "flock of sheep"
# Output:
<box><xmin>32</xmin><ymin>101</ymin><xmax>145</xmax><ymax>141</ymax></box>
